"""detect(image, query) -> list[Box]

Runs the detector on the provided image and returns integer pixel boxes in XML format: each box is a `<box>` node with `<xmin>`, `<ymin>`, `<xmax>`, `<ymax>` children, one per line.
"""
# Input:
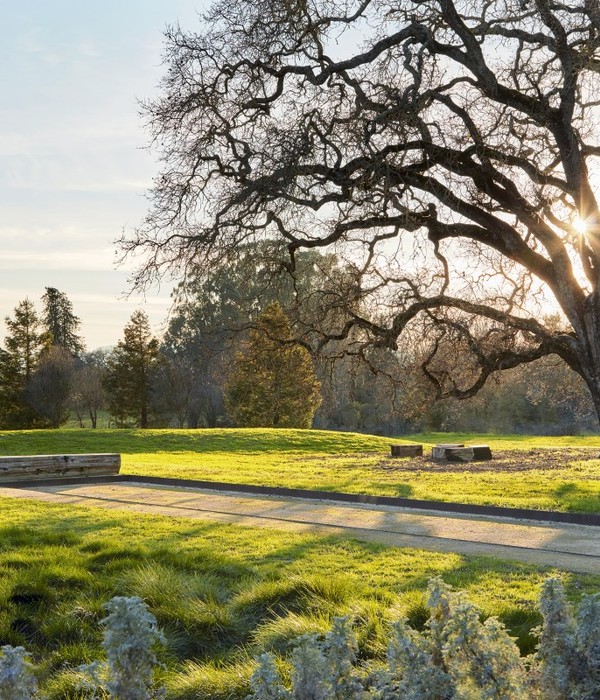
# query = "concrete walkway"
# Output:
<box><xmin>2</xmin><ymin>480</ymin><xmax>600</xmax><ymax>573</ymax></box>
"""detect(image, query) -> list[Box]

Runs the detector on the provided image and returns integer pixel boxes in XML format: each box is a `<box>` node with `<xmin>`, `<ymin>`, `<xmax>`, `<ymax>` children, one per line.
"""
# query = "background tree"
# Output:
<box><xmin>413</xmin><ymin>356</ymin><xmax>597</xmax><ymax>435</ymax></box>
<box><xmin>26</xmin><ymin>346</ymin><xmax>75</xmax><ymax>428</ymax></box>
<box><xmin>164</xmin><ymin>242</ymin><xmax>354</xmax><ymax>426</ymax></box>
<box><xmin>127</xmin><ymin>0</ymin><xmax>600</xmax><ymax>423</ymax></box>
<box><xmin>103</xmin><ymin>311</ymin><xmax>160</xmax><ymax>428</ymax></box>
<box><xmin>0</xmin><ymin>299</ymin><xmax>49</xmax><ymax>428</ymax></box>
<box><xmin>71</xmin><ymin>350</ymin><xmax>108</xmax><ymax>429</ymax></box>
<box><xmin>150</xmin><ymin>355</ymin><xmax>198</xmax><ymax>428</ymax></box>
<box><xmin>41</xmin><ymin>287</ymin><xmax>84</xmax><ymax>357</ymax></box>
<box><xmin>225</xmin><ymin>303</ymin><xmax>322</xmax><ymax>428</ymax></box>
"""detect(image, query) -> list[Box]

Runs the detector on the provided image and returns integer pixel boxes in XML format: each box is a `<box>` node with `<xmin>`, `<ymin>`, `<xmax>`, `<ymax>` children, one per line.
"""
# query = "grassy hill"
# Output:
<box><xmin>0</xmin><ymin>427</ymin><xmax>393</xmax><ymax>455</ymax></box>
<box><xmin>1</xmin><ymin>427</ymin><xmax>599</xmax><ymax>511</ymax></box>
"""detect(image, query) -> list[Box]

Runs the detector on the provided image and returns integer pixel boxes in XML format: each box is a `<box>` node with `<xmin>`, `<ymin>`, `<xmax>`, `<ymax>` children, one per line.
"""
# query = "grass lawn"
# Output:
<box><xmin>0</xmin><ymin>496</ymin><xmax>598</xmax><ymax>698</ymax></box>
<box><xmin>1</xmin><ymin>428</ymin><xmax>600</xmax><ymax>695</ymax></box>
<box><xmin>1</xmin><ymin>428</ymin><xmax>600</xmax><ymax>512</ymax></box>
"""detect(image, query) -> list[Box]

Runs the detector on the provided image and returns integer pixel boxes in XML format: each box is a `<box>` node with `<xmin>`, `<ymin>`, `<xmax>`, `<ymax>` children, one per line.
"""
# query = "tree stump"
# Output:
<box><xmin>390</xmin><ymin>444</ymin><xmax>423</xmax><ymax>458</ymax></box>
<box><xmin>470</xmin><ymin>445</ymin><xmax>493</xmax><ymax>461</ymax></box>
<box><xmin>432</xmin><ymin>444</ymin><xmax>493</xmax><ymax>462</ymax></box>
<box><xmin>431</xmin><ymin>444</ymin><xmax>465</xmax><ymax>460</ymax></box>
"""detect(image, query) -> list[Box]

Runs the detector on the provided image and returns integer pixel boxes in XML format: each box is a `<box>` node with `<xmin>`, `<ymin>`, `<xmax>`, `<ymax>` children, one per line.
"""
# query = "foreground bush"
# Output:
<box><xmin>1</xmin><ymin>577</ymin><xmax>599</xmax><ymax>699</ymax></box>
<box><xmin>248</xmin><ymin>577</ymin><xmax>600</xmax><ymax>700</ymax></box>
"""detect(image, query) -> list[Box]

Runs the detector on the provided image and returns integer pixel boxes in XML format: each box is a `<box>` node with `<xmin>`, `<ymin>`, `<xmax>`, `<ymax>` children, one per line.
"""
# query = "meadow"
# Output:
<box><xmin>1</xmin><ymin>427</ymin><xmax>600</xmax><ymax>696</ymax></box>
<box><xmin>1</xmin><ymin>428</ymin><xmax>600</xmax><ymax>511</ymax></box>
<box><xmin>0</xmin><ymin>496</ymin><xmax>598</xmax><ymax>698</ymax></box>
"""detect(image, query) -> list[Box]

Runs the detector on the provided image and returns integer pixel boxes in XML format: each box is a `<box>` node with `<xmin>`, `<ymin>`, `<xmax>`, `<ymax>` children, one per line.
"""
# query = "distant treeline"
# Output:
<box><xmin>0</xmin><ymin>255</ymin><xmax>595</xmax><ymax>434</ymax></box>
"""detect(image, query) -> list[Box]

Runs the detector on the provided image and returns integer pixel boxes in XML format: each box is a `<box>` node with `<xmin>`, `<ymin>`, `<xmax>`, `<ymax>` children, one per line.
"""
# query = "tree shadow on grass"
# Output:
<box><xmin>553</xmin><ymin>481</ymin><xmax>600</xmax><ymax>512</ymax></box>
<box><xmin>3</xmin><ymin>502</ymin><xmax>600</xmax><ymax>695</ymax></box>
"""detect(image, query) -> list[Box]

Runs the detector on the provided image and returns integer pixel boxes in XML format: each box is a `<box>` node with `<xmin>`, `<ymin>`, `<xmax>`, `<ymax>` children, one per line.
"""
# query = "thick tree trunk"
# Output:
<box><xmin>573</xmin><ymin>298</ymin><xmax>600</xmax><ymax>426</ymax></box>
<box><xmin>580</xmin><ymin>369</ymin><xmax>600</xmax><ymax>427</ymax></box>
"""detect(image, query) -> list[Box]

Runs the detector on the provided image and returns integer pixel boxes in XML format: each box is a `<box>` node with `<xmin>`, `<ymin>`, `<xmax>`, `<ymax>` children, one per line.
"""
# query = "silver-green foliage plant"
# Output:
<box><xmin>431</xmin><ymin>579</ymin><xmax>528</xmax><ymax>699</ymax></box>
<box><xmin>535</xmin><ymin>578</ymin><xmax>600</xmax><ymax>700</ymax></box>
<box><xmin>247</xmin><ymin>577</ymin><xmax>600</xmax><ymax>700</ymax></box>
<box><xmin>8</xmin><ymin>578</ymin><xmax>600</xmax><ymax>699</ymax></box>
<box><xmin>81</xmin><ymin>595</ymin><xmax>166</xmax><ymax>699</ymax></box>
<box><xmin>248</xmin><ymin>617</ymin><xmax>364</xmax><ymax>700</ymax></box>
<box><xmin>102</xmin><ymin>596</ymin><xmax>165</xmax><ymax>699</ymax></box>
<box><xmin>0</xmin><ymin>646</ymin><xmax>37</xmax><ymax>700</ymax></box>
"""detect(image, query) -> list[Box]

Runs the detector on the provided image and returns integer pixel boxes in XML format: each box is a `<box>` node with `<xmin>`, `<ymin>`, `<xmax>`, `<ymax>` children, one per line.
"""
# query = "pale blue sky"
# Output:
<box><xmin>0</xmin><ymin>0</ymin><xmax>209</xmax><ymax>349</ymax></box>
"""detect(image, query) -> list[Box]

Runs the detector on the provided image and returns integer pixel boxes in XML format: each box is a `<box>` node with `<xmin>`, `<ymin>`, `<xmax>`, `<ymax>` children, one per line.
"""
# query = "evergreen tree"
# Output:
<box><xmin>41</xmin><ymin>287</ymin><xmax>84</xmax><ymax>357</ymax></box>
<box><xmin>26</xmin><ymin>346</ymin><xmax>75</xmax><ymax>428</ymax></box>
<box><xmin>103</xmin><ymin>311</ymin><xmax>160</xmax><ymax>428</ymax></box>
<box><xmin>225</xmin><ymin>303</ymin><xmax>321</xmax><ymax>428</ymax></box>
<box><xmin>0</xmin><ymin>299</ymin><xmax>50</xmax><ymax>428</ymax></box>
<box><xmin>164</xmin><ymin>243</ymin><xmax>343</xmax><ymax>427</ymax></box>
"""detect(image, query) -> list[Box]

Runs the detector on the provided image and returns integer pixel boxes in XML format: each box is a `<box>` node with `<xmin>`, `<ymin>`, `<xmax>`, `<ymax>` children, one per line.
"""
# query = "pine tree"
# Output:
<box><xmin>41</xmin><ymin>287</ymin><xmax>84</xmax><ymax>357</ymax></box>
<box><xmin>225</xmin><ymin>303</ymin><xmax>321</xmax><ymax>428</ymax></box>
<box><xmin>0</xmin><ymin>299</ymin><xmax>50</xmax><ymax>428</ymax></box>
<box><xmin>26</xmin><ymin>346</ymin><xmax>75</xmax><ymax>428</ymax></box>
<box><xmin>103</xmin><ymin>311</ymin><xmax>160</xmax><ymax>428</ymax></box>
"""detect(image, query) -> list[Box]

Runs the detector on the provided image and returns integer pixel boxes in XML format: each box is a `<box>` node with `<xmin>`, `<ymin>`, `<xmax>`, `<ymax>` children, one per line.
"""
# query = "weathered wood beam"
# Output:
<box><xmin>432</xmin><ymin>444</ymin><xmax>493</xmax><ymax>462</ymax></box>
<box><xmin>390</xmin><ymin>444</ymin><xmax>423</xmax><ymax>457</ymax></box>
<box><xmin>0</xmin><ymin>454</ymin><xmax>121</xmax><ymax>481</ymax></box>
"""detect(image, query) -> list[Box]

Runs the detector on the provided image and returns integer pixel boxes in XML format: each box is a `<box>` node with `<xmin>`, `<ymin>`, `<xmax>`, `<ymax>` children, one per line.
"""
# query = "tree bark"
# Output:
<box><xmin>140</xmin><ymin>404</ymin><xmax>148</xmax><ymax>429</ymax></box>
<box><xmin>576</xmin><ymin>344</ymin><xmax>600</xmax><ymax>425</ymax></box>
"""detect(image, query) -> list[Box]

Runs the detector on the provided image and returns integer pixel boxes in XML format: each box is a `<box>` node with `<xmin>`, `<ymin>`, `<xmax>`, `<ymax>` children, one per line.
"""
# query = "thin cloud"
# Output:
<box><xmin>0</xmin><ymin>249</ymin><xmax>116</xmax><ymax>271</ymax></box>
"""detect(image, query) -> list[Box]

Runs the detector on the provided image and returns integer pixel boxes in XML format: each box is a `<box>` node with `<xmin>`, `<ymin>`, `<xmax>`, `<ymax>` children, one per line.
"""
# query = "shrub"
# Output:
<box><xmin>247</xmin><ymin>577</ymin><xmax>600</xmax><ymax>700</ymax></box>
<box><xmin>0</xmin><ymin>645</ymin><xmax>36</xmax><ymax>700</ymax></box>
<box><xmin>3</xmin><ymin>577</ymin><xmax>600</xmax><ymax>699</ymax></box>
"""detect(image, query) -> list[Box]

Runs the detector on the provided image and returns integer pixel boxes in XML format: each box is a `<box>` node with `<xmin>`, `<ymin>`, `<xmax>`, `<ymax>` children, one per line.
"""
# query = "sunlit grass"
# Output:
<box><xmin>1</xmin><ymin>428</ymin><xmax>600</xmax><ymax>511</ymax></box>
<box><xmin>0</xmin><ymin>496</ymin><xmax>597</xmax><ymax>697</ymax></box>
<box><xmin>0</xmin><ymin>427</ymin><xmax>393</xmax><ymax>455</ymax></box>
<box><xmin>1</xmin><ymin>428</ymin><xmax>600</xmax><ymax>693</ymax></box>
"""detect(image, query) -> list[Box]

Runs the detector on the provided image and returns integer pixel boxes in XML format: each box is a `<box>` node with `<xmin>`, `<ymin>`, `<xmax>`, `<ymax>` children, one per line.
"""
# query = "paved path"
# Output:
<box><xmin>2</xmin><ymin>481</ymin><xmax>600</xmax><ymax>573</ymax></box>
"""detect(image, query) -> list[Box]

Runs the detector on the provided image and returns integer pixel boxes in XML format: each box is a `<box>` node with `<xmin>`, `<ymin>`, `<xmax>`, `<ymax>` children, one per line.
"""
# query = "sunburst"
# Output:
<box><xmin>572</xmin><ymin>216</ymin><xmax>589</xmax><ymax>236</ymax></box>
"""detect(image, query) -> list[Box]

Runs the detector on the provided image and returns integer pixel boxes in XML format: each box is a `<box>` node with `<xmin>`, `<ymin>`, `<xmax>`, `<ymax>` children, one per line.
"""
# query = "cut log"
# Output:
<box><xmin>445</xmin><ymin>447</ymin><xmax>475</xmax><ymax>463</ymax></box>
<box><xmin>470</xmin><ymin>445</ymin><xmax>493</xmax><ymax>461</ymax></box>
<box><xmin>0</xmin><ymin>454</ymin><xmax>121</xmax><ymax>482</ymax></box>
<box><xmin>432</xmin><ymin>444</ymin><xmax>492</xmax><ymax>462</ymax></box>
<box><xmin>431</xmin><ymin>444</ymin><xmax>465</xmax><ymax>460</ymax></box>
<box><xmin>390</xmin><ymin>444</ymin><xmax>423</xmax><ymax>458</ymax></box>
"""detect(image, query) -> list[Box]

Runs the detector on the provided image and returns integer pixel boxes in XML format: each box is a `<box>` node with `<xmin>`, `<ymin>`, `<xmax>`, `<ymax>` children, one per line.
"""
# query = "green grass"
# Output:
<box><xmin>0</xmin><ymin>496</ymin><xmax>598</xmax><ymax>698</ymax></box>
<box><xmin>1</xmin><ymin>427</ymin><xmax>600</xmax><ymax>512</ymax></box>
<box><xmin>1</xmin><ymin>428</ymin><xmax>600</xmax><ymax>695</ymax></box>
<box><xmin>0</xmin><ymin>427</ymin><xmax>395</xmax><ymax>455</ymax></box>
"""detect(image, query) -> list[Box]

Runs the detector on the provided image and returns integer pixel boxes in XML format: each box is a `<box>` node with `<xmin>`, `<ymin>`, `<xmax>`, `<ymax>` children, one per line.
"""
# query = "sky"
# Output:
<box><xmin>0</xmin><ymin>0</ymin><xmax>210</xmax><ymax>350</ymax></box>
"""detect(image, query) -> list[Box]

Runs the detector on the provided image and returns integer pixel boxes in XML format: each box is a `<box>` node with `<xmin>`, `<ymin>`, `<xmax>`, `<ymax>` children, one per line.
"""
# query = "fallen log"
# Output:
<box><xmin>445</xmin><ymin>447</ymin><xmax>475</xmax><ymax>463</ymax></box>
<box><xmin>433</xmin><ymin>444</ymin><xmax>493</xmax><ymax>463</ymax></box>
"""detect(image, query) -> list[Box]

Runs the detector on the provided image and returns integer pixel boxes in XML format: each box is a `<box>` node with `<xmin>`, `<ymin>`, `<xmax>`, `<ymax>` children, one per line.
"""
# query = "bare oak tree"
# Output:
<box><xmin>125</xmin><ymin>0</ymin><xmax>600</xmax><ymax>420</ymax></box>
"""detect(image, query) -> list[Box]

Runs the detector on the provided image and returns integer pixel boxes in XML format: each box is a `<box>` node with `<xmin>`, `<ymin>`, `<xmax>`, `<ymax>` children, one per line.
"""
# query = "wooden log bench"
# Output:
<box><xmin>390</xmin><ymin>444</ymin><xmax>423</xmax><ymax>458</ymax></box>
<box><xmin>432</xmin><ymin>444</ymin><xmax>493</xmax><ymax>463</ymax></box>
<box><xmin>0</xmin><ymin>454</ymin><xmax>121</xmax><ymax>482</ymax></box>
